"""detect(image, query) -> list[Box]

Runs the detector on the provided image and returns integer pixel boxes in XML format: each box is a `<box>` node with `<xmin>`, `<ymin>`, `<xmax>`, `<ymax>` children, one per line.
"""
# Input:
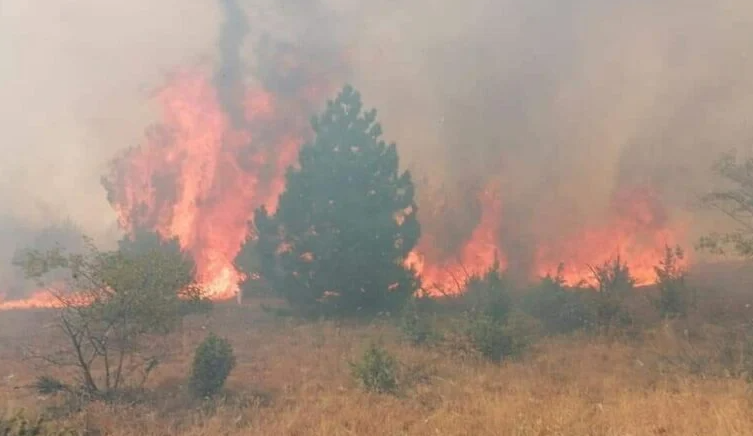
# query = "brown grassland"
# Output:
<box><xmin>2</xmin><ymin>264</ymin><xmax>753</xmax><ymax>435</ymax></box>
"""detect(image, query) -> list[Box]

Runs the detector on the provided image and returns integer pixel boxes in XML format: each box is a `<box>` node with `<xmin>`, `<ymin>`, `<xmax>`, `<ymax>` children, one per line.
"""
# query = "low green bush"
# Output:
<box><xmin>350</xmin><ymin>342</ymin><xmax>399</xmax><ymax>394</ymax></box>
<box><xmin>189</xmin><ymin>333</ymin><xmax>236</xmax><ymax>398</ymax></box>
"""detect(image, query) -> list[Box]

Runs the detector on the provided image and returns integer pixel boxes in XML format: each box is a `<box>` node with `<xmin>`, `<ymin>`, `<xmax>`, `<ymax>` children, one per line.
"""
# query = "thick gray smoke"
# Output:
<box><xmin>215</xmin><ymin>0</ymin><xmax>250</xmax><ymax>128</ymax></box>
<box><xmin>2</xmin><ymin>0</ymin><xmax>753</xmax><ymax>295</ymax></box>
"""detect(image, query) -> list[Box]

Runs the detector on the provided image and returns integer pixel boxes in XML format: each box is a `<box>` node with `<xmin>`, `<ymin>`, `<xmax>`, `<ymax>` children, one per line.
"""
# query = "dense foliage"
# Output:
<box><xmin>238</xmin><ymin>85</ymin><xmax>421</xmax><ymax>316</ymax></box>
<box><xmin>189</xmin><ymin>333</ymin><xmax>236</xmax><ymax>398</ymax></box>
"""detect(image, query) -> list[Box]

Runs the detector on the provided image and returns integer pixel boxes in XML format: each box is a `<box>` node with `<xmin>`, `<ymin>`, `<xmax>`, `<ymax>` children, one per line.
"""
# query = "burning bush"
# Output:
<box><xmin>244</xmin><ymin>85</ymin><xmax>421</xmax><ymax>317</ymax></box>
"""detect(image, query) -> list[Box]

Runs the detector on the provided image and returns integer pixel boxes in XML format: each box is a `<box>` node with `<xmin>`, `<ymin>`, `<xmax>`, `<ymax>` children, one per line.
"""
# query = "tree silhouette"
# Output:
<box><xmin>239</xmin><ymin>85</ymin><xmax>421</xmax><ymax>316</ymax></box>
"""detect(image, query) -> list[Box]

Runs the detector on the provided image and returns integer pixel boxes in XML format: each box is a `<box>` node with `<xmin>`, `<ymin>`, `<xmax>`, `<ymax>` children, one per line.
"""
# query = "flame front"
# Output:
<box><xmin>103</xmin><ymin>70</ymin><xmax>325</xmax><ymax>300</ymax></box>
<box><xmin>534</xmin><ymin>185</ymin><xmax>688</xmax><ymax>285</ymax></box>
<box><xmin>409</xmin><ymin>182</ymin><xmax>687</xmax><ymax>294</ymax></box>
<box><xmin>2</xmin><ymin>70</ymin><xmax>687</xmax><ymax>309</ymax></box>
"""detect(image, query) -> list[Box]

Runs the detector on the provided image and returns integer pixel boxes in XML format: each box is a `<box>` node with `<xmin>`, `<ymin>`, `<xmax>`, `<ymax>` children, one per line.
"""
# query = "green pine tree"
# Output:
<box><xmin>238</xmin><ymin>85</ymin><xmax>421</xmax><ymax>316</ymax></box>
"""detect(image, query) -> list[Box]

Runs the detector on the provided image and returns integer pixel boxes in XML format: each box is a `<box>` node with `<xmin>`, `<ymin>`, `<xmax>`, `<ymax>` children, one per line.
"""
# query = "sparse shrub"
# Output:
<box><xmin>15</xmin><ymin>230</ymin><xmax>211</xmax><ymax>397</ymax></box>
<box><xmin>32</xmin><ymin>376</ymin><xmax>69</xmax><ymax>395</ymax></box>
<box><xmin>717</xmin><ymin>322</ymin><xmax>753</xmax><ymax>380</ymax></box>
<box><xmin>189</xmin><ymin>333</ymin><xmax>236</xmax><ymax>398</ymax></box>
<box><xmin>464</xmin><ymin>258</ymin><xmax>512</xmax><ymax>322</ymax></box>
<box><xmin>465</xmin><ymin>310</ymin><xmax>539</xmax><ymax>363</ymax></box>
<box><xmin>588</xmin><ymin>256</ymin><xmax>635</xmax><ymax>333</ymax></box>
<box><xmin>350</xmin><ymin>342</ymin><xmax>399</xmax><ymax>394</ymax></box>
<box><xmin>503</xmin><ymin>310</ymin><xmax>544</xmax><ymax>355</ymax></box>
<box><xmin>459</xmin><ymin>259</ymin><xmax>540</xmax><ymax>362</ymax></box>
<box><xmin>0</xmin><ymin>411</ymin><xmax>79</xmax><ymax>435</ymax></box>
<box><xmin>654</xmin><ymin>245</ymin><xmax>694</xmax><ymax>319</ymax></box>
<box><xmin>465</xmin><ymin>314</ymin><xmax>509</xmax><ymax>362</ymax></box>
<box><xmin>399</xmin><ymin>298</ymin><xmax>441</xmax><ymax>346</ymax></box>
<box><xmin>521</xmin><ymin>264</ymin><xmax>595</xmax><ymax>334</ymax></box>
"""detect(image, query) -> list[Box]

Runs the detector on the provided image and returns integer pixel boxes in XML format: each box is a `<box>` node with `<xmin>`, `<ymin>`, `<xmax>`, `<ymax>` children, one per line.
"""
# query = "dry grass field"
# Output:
<box><xmin>3</xmin><ymin>269</ymin><xmax>753</xmax><ymax>436</ymax></box>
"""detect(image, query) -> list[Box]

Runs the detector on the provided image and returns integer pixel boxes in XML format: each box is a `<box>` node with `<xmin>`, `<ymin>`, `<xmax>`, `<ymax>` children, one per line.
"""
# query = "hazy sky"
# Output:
<box><xmin>2</xmin><ymin>0</ymin><xmax>753</xmax><ymax>251</ymax></box>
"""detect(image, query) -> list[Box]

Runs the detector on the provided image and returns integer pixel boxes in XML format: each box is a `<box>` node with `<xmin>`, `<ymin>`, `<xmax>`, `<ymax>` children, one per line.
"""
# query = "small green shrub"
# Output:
<box><xmin>32</xmin><ymin>376</ymin><xmax>69</xmax><ymax>395</ymax></box>
<box><xmin>464</xmin><ymin>308</ymin><xmax>542</xmax><ymax>363</ymax></box>
<box><xmin>464</xmin><ymin>258</ymin><xmax>512</xmax><ymax>322</ymax></box>
<box><xmin>588</xmin><ymin>256</ymin><xmax>635</xmax><ymax>333</ymax></box>
<box><xmin>350</xmin><ymin>343</ymin><xmax>399</xmax><ymax>394</ymax></box>
<box><xmin>189</xmin><ymin>333</ymin><xmax>236</xmax><ymax>398</ymax></box>
<box><xmin>400</xmin><ymin>299</ymin><xmax>441</xmax><ymax>346</ymax></box>
<box><xmin>654</xmin><ymin>245</ymin><xmax>694</xmax><ymax>319</ymax></box>
<box><xmin>0</xmin><ymin>411</ymin><xmax>79</xmax><ymax>435</ymax></box>
<box><xmin>503</xmin><ymin>310</ymin><xmax>544</xmax><ymax>355</ymax></box>
<box><xmin>521</xmin><ymin>265</ymin><xmax>594</xmax><ymax>334</ymax></box>
<box><xmin>465</xmin><ymin>313</ymin><xmax>509</xmax><ymax>362</ymax></box>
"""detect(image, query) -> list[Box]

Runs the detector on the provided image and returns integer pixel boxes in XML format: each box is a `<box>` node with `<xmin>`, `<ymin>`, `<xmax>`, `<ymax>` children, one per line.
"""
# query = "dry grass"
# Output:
<box><xmin>1</xmin><ymin>297</ymin><xmax>753</xmax><ymax>435</ymax></box>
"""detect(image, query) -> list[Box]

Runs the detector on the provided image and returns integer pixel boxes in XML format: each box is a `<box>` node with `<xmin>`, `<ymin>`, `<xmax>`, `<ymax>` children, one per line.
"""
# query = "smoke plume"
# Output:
<box><xmin>3</xmin><ymin>0</ymin><xmax>753</xmax><ymax>298</ymax></box>
<box><xmin>214</xmin><ymin>0</ymin><xmax>250</xmax><ymax>128</ymax></box>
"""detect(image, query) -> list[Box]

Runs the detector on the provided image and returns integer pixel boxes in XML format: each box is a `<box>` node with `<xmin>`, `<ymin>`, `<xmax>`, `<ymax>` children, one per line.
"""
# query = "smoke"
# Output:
<box><xmin>214</xmin><ymin>0</ymin><xmax>250</xmax><ymax>128</ymax></box>
<box><xmin>2</xmin><ymin>0</ymin><xmax>753</xmax><ymax>292</ymax></box>
<box><xmin>345</xmin><ymin>0</ymin><xmax>753</xmax><ymax>267</ymax></box>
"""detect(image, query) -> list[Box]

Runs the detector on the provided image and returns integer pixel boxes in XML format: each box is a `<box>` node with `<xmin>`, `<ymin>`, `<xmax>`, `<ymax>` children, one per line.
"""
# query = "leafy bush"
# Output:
<box><xmin>521</xmin><ymin>265</ymin><xmax>594</xmax><ymax>334</ymax></box>
<box><xmin>350</xmin><ymin>343</ymin><xmax>399</xmax><ymax>394</ymax></box>
<box><xmin>465</xmin><ymin>314</ymin><xmax>509</xmax><ymax>362</ymax></box>
<box><xmin>654</xmin><ymin>245</ymin><xmax>694</xmax><ymax>319</ymax></box>
<box><xmin>503</xmin><ymin>310</ymin><xmax>544</xmax><ymax>355</ymax></box>
<box><xmin>189</xmin><ymin>333</ymin><xmax>236</xmax><ymax>398</ymax></box>
<box><xmin>15</xmin><ymin>231</ymin><xmax>208</xmax><ymax>397</ymax></box>
<box><xmin>399</xmin><ymin>298</ymin><xmax>441</xmax><ymax>346</ymax></box>
<box><xmin>588</xmin><ymin>256</ymin><xmax>635</xmax><ymax>333</ymax></box>
<box><xmin>0</xmin><ymin>411</ymin><xmax>79</xmax><ymax>436</ymax></box>
<box><xmin>465</xmin><ymin>310</ymin><xmax>540</xmax><ymax>363</ymax></box>
<box><xmin>464</xmin><ymin>258</ymin><xmax>512</xmax><ymax>322</ymax></box>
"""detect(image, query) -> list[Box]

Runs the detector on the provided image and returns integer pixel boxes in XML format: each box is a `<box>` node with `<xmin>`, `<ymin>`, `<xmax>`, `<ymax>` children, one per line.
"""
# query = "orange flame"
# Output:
<box><xmin>104</xmin><ymin>69</ymin><xmax>328</xmax><ymax>300</ymax></box>
<box><xmin>408</xmin><ymin>181</ymin><xmax>507</xmax><ymax>294</ymax></box>
<box><xmin>534</xmin><ymin>185</ymin><xmax>688</xmax><ymax>285</ymax></box>
<box><xmin>0</xmin><ymin>289</ymin><xmax>63</xmax><ymax>311</ymax></box>
<box><xmin>409</xmin><ymin>183</ymin><xmax>687</xmax><ymax>293</ymax></box>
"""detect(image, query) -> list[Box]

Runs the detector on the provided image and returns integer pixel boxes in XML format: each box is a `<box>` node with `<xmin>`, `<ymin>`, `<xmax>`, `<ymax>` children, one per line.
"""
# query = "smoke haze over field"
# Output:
<box><xmin>2</xmin><ymin>0</ymin><xmax>753</xmax><ymax>295</ymax></box>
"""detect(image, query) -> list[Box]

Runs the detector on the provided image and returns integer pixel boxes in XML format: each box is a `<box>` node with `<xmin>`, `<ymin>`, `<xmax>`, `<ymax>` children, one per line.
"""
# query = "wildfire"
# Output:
<box><xmin>534</xmin><ymin>185</ymin><xmax>687</xmax><ymax>285</ymax></box>
<box><xmin>2</xmin><ymin>72</ymin><xmax>687</xmax><ymax>309</ymax></box>
<box><xmin>407</xmin><ymin>181</ymin><xmax>506</xmax><ymax>294</ymax></box>
<box><xmin>0</xmin><ymin>289</ymin><xmax>63</xmax><ymax>310</ymax></box>
<box><xmin>409</xmin><ymin>182</ymin><xmax>687</xmax><ymax>295</ymax></box>
<box><xmin>103</xmin><ymin>69</ymin><xmax>327</xmax><ymax>300</ymax></box>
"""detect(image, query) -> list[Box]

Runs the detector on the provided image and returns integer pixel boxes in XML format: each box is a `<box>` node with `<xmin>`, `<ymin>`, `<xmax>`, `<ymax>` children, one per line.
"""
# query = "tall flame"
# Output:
<box><xmin>2</xmin><ymin>71</ymin><xmax>687</xmax><ymax>309</ymax></box>
<box><xmin>103</xmin><ymin>69</ymin><xmax>326</xmax><ymax>299</ymax></box>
